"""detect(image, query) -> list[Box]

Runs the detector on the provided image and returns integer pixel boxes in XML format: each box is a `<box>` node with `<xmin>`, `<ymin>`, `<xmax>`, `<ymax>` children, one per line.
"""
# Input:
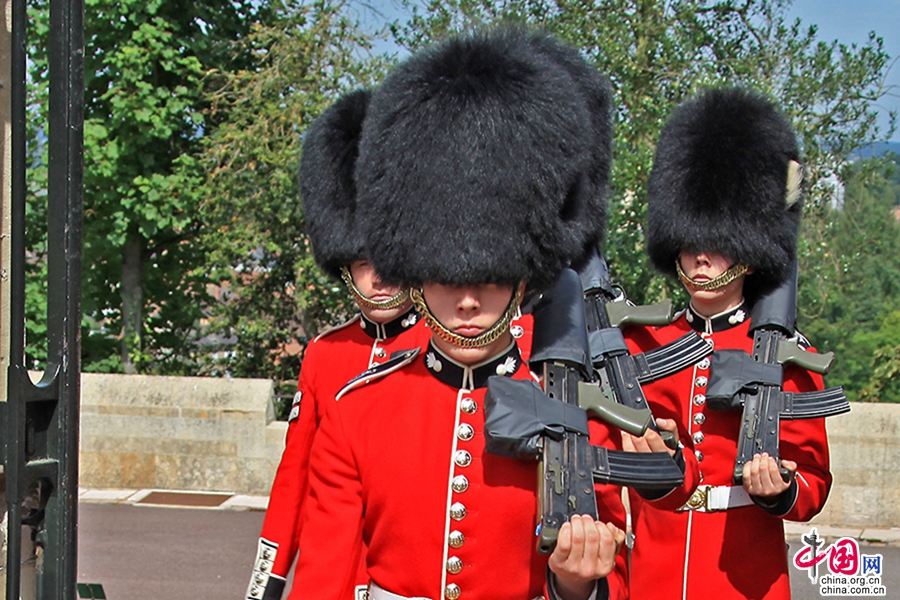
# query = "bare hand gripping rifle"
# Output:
<box><xmin>574</xmin><ymin>249</ymin><xmax>713</xmax><ymax>449</ymax></box>
<box><xmin>483</xmin><ymin>268</ymin><xmax>684</xmax><ymax>555</ymax></box>
<box><xmin>704</xmin><ymin>262</ymin><xmax>850</xmax><ymax>484</ymax></box>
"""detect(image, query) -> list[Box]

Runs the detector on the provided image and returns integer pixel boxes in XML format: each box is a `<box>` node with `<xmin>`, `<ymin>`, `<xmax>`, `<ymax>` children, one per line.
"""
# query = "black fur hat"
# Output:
<box><xmin>356</xmin><ymin>27</ymin><xmax>611</xmax><ymax>291</ymax></box>
<box><xmin>647</xmin><ymin>87</ymin><xmax>803</xmax><ymax>295</ymax></box>
<box><xmin>299</xmin><ymin>88</ymin><xmax>371</xmax><ymax>280</ymax></box>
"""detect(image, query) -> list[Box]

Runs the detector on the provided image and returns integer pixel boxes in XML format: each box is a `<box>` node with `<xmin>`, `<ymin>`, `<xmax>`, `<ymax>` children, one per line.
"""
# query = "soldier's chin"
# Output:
<box><xmin>361</xmin><ymin>301</ymin><xmax>410</xmax><ymax>323</ymax></box>
<box><xmin>440</xmin><ymin>342</ymin><xmax>497</xmax><ymax>366</ymax></box>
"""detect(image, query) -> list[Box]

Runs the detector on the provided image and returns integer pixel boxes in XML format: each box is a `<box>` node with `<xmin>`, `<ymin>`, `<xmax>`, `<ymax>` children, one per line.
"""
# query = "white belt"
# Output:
<box><xmin>680</xmin><ymin>485</ymin><xmax>753</xmax><ymax>512</ymax></box>
<box><xmin>366</xmin><ymin>582</ymin><xmax>432</xmax><ymax>600</ymax></box>
<box><xmin>366</xmin><ymin>581</ymin><xmax>546</xmax><ymax>600</ymax></box>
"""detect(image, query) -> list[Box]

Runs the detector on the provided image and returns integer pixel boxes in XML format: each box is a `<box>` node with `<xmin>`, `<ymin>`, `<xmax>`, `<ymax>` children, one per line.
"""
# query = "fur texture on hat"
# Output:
<box><xmin>647</xmin><ymin>87</ymin><xmax>803</xmax><ymax>295</ymax></box>
<box><xmin>356</xmin><ymin>27</ymin><xmax>611</xmax><ymax>291</ymax></box>
<box><xmin>299</xmin><ymin>88</ymin><xmax>371</xmax><ymax>280</ymax></box>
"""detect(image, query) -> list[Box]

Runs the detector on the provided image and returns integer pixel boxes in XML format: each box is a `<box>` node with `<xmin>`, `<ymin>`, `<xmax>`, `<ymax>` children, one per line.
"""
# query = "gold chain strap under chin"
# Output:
<box><xmin>341</xmin><ymin>267</ymin><xmax>410</xmax><ymax>311</ymax></box>
<box><xmin>409</xmin><ymin>286</ymin><xmax>523</xmax><ymax>349</ymax></box>
<box><xmin>676</xmin><ymin>260</ymin><xmax>749</xmax><ymax>292</ymax></box>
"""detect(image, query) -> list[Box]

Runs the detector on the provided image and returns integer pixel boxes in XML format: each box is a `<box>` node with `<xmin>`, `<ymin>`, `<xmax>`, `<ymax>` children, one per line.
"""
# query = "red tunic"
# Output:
<box><xmin>247</xmin><ymin>308</ymin><xmax>431</xmax><ymax>600</ymax></box>
<box><xmin>289</xmin><ymin>340</ymin><xmax>626</xmax><ymax>600</ymax></box>
<box><xmin>624</xmin><ymin>305</ymin><xmax>832</xmax><ymax>600</ymax></box>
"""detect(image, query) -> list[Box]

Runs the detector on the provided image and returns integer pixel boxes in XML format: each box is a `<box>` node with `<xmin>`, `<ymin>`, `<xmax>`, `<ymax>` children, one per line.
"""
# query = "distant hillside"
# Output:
<box><xmin>852</xmin><ymin>141</ymin><xmax>900</xmax><ymax>160</ymax></box>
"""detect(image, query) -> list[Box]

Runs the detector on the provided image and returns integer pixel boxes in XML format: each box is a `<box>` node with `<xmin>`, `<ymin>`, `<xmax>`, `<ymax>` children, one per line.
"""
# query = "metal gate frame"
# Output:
<box><xmin>1</xmin><ymin>0</ymin><xmax>84</xmax><ymax>598</ymax></box>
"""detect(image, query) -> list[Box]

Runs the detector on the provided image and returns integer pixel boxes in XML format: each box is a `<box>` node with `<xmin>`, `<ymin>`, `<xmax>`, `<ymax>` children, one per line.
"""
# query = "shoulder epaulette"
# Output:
<box><xmin>313</xmin><ymin>314</ymin><xmax>362</xmax><ymax>343</ymax></box>
<box><xmin>335</xmin><ymin>348</ymin><xmax>421</xmax><ymax>400</ymax></box>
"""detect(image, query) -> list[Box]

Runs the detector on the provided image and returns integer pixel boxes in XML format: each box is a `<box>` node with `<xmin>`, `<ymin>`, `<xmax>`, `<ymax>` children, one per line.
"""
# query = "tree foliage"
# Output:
<box><xmin>25</xmin><ymin>0</ymin><xmax>258</xmax><ymax>373</ymax></box>
<box><xmin>800</xmin><ymin>158</ymin><xmax>900</xmax><ymax>402</ymax></box>
<box><xmin>191</xmin><ymin>0</ymin><xmax>390</xmax><ymax>395</ymax></box>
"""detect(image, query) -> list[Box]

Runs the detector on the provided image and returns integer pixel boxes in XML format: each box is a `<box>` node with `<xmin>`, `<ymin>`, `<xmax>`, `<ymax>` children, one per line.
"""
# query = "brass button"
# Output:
<box><xmin>449</xmin><ymin>502</ymin><xmax>467</xmax><ymax>521</ymax></box>
<box><xmin>447</xmin><ymin>556</ymin><xmax>463</xmax><ymax>575</ymax></box>
<box><xmin>692</xmin><ymin>394</ymin><xmax>706</xmax><ymax>406</ymax></box>
<box><xmin>697</xmin><ymin>357</ymin><xmax>710</xmax><ymax>370</ymax></box>
<box><xmin>455</xmin><ymin>450</ymin><xmax>472</xmax><ymax>467</ymax></box>
<box><xmin>511</xmin><ymin>324</ymin><xmax>524</xmax><ymax>338</ymax></box>
<box><xmin>692</xmin><ymin>431</ymin><xmax>705</xmax><ymax>445</ymax></box>
<box><xmin>451</xmin><ymin>475</ymin><xmax>469</xmax><ymax>493</ymax></box>
<box><xmin>457</xmin><ymin>423</ymin><xmax>474</xmax><ymax>441</ymax></box>
<box><xmin>695</xmin><ymin>450</ymin><xmax>704</xmax><ymax>462</ymax></box>
<box><xmin>449</xmin><ymin>530</ymin><xmax>465</xmax><ymax>548</ymax></box>
<box><xmin>695</xmin><ymin>375</ymin><xmax>708</xmax><ymax>388</ymax></box>
<box><xmin>445</xmin><ymin>583</ymin><xmax>461</xmax><ymax>600</ymax></box>
<box><xmin>374</xmin><ymin>347</ymin><xmax>386</xmax><ymax>358</ymax></box>
<box><xmin>460</xmin><ymin>398</ymin><xmax>477</xmax><ymax>414</ymax></box>
<box><xmin>693</xmin><ymin>413</ymin><xmax>706</xmax><ymax>425</ymax></box>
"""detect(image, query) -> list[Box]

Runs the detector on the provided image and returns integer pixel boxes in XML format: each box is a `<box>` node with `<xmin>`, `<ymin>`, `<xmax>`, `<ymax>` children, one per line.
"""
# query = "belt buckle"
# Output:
<box><xmin>685</xmin><ymin>485</ymin><xmax>710</xmax><ymax>511</ymax></box>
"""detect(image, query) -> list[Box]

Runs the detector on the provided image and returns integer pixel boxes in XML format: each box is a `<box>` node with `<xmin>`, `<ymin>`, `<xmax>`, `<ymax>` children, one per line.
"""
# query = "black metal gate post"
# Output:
<box><xmin>2</xmin><ymin>0</ymin><xmax>84</xmax><ymax>598</ymax></box>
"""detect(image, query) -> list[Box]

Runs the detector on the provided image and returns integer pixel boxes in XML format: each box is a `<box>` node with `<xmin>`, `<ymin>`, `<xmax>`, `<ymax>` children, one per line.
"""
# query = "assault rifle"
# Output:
<box><xmin>575</xmin><ymin>249</ymin><xmax>713</xmax><ymax>448</ymax></box>
<box><xmin>704</xmin><ymin>262</ymin><xmax>850</xmax><ymax>484</ymax></box>
<box><xmin>484</xmin><ymin>268</ymin><xmax>684</xmax><ymax>555</ymax></box>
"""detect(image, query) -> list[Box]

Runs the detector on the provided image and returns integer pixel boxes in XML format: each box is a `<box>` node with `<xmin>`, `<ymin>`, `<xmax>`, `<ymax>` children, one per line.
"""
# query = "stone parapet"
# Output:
<box><xmin>79</xmin><ymin>373</ymin><xmax>286</xmax><ymax>496</ymax></box>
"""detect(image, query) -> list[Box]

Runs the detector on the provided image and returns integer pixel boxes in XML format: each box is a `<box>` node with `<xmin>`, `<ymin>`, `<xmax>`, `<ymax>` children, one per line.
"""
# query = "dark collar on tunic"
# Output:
<box><xmin>684</xmin><ymin>301</ymin><xmax>748</xmax><ymax>334</ymax></box>
<box><xmin>359</xmin><ymin>306</ymin><xmax>420</xmax><ymax>340</ymax></box>
<box><xmin>422</xmin><ymin>340</ymin><xmax>522</xmax><ymax>390</ymax></box>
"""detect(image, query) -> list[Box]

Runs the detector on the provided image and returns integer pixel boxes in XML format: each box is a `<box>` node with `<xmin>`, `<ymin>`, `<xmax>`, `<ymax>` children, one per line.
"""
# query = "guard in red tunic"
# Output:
<box><xmin>245</xmin><ymin>90</ymin><xmax>433</xmax><ymax>600</ymax></box>
<box><xmin>289</xmin><ymin>27</ymin><xmax>628</xmax><ymax>600</ymax></box>
<box><xmin>623</xmin><ymin>88</ymin><xmax>833</xmax><ymax>600</ymax></box>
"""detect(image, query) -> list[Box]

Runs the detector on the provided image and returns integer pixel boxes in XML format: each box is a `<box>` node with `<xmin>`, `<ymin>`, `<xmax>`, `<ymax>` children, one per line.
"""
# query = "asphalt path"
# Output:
<box><xmin>76</xmin><ymin>502</ymin><xmax>898</xmax><ymax>599</ymax></box>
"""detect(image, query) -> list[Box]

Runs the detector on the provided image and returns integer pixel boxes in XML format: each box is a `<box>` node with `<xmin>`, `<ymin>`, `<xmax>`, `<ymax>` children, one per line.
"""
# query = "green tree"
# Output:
<box><xmin>800</xmin><ymin>162</ymin><xmax>900</xmax><ymax>401</ymax></box>
<box><xmin>26</xmin><ymin>0</ymin><xmax>258</xmax><ymax>374</ymax></box>
<box><xmin>192</xmin><ymin>0</ymin><xmax>390</xmax><ymax>396</ymax></box>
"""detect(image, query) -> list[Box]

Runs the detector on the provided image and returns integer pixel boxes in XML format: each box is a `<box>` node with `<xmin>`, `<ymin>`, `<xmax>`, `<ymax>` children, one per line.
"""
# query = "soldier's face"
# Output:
<box><xmin>421</xmin><ymin>281</ymin><xmax>523</xmax><ymax>365</ymax></box>
<box><xmin>349</xmin><ymin>260</ymin><xmax>411</xmax><ymax>323</ymax></box>
<box><xmin>678</xmin><ymin>249</ymin><xmax>747</xmax><ymax>316</ymax></box>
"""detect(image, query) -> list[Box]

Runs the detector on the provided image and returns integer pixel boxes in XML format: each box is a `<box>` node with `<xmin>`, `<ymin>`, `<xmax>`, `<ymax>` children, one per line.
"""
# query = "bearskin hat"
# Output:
<box><xmin>646</xmin><ymin>87</ymin><xmax>803</xmax><ymax>296</ymax></box>
<box><xmin>355</xmin><ymin>27</ymin><xmax>612</xmax><ymax>291</ymax></box>
<box><xmin>299</xmin><ymin>88</ymin><xmax>371</xmax><ymax>280</ymax></box>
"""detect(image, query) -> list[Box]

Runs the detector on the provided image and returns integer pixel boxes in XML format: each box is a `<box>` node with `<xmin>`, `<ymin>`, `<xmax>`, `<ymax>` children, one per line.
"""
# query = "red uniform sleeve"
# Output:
<box><xmin>255</xmin><ymin>340</ymin><xmax>323</xmax><ymax>579</ymax></box>
<box><xmin>289</xmin><ymin>402</ymin><xmax>365</xmax><ymax>599</ymax></box>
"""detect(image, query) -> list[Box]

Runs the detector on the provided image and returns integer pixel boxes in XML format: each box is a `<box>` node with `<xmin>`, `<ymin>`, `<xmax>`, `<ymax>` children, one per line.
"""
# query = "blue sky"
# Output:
<box><xmin>788</xmin><ymin>0</ymin><xmax>900</xmax><ymax>142</ymax></box>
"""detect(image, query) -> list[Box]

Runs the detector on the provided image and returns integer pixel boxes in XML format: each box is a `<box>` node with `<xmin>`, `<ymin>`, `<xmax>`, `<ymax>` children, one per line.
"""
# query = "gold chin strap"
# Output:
<box><xmin>409</xmin><ymin>286</ymin><xmax>523</xmax><ymax>349</ymax></box>
<box><xmin>341</xmin><ymin>266</ymin><xmax>410</xmax><ymax>311</ymax></box>
<box><xmin>676</xmin><ymin>259</ymin><xmax>749</xmax><ymax>292</ymax></box>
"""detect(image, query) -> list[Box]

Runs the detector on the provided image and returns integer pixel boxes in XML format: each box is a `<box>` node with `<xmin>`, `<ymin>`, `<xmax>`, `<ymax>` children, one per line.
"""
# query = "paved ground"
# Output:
<box><xmin>73</xmin><ymin>492</ymin><xmax>899</xmax><ymax>600</ymax></box>
<box><xmin>78</xmin><ymin>503</ymin><xmax>267</xmax><ymax>600</ymax></box>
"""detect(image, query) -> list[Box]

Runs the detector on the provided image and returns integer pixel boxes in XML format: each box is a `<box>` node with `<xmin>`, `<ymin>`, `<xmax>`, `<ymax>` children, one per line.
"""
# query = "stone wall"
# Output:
<box><xmin>77</xmin><ymin>373</ymin><xmax>899</xmax><ymax>528</ymax></box>
<box><xmin>79</xmin><ymin>373</ymin><xmax>286</xmax><ymax>496</ymax></box>
<box><xmin>805</xmin><ymin>403</ymin><xmax>900</xmax><ymax>529</ymax></box>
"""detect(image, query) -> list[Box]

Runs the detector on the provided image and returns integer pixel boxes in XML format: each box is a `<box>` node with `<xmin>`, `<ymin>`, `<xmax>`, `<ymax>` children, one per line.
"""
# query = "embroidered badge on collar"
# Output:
<box><xmin>728</xmin><ymin>309</ymin><xmax>746</xmax><ymax>325</ymax></box>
